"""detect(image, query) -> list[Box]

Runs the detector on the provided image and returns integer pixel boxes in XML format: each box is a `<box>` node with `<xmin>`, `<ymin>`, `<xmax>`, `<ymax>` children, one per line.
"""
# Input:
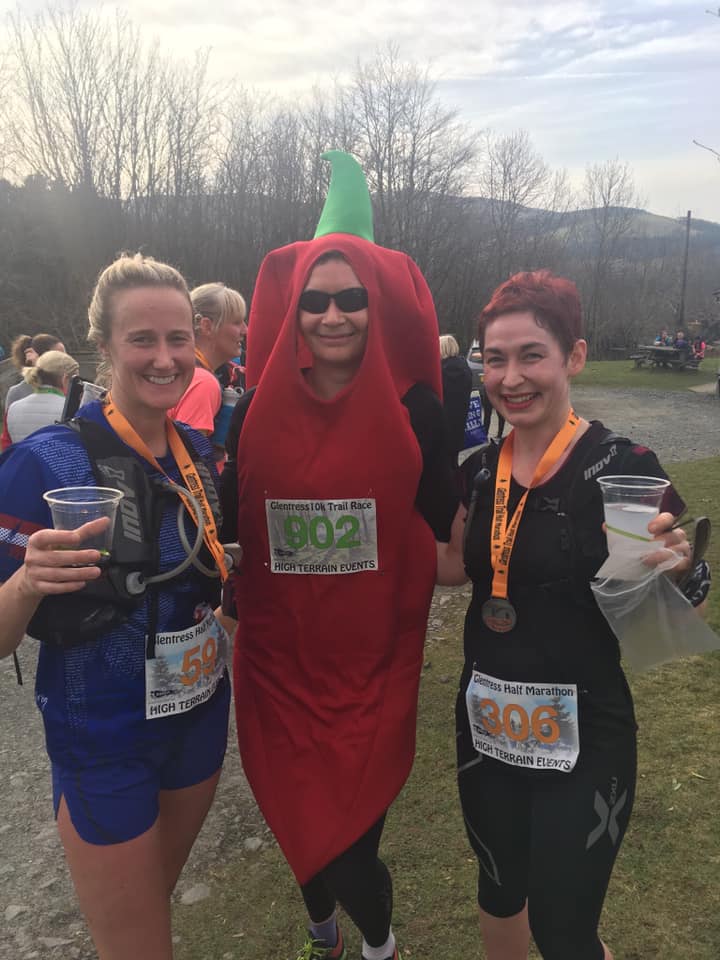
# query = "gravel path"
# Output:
<box><xmin>2</xmin><ymin>385</ymin><xmax>718</xmax><ymax>959</ymax></box>
<box><xmin>0</xmin><ymin>644</ymin><xmax>266</xmax><ymax>960</ymax></box>
<box><xmin>570</xmin><ymin>385</ymin><xmax>720</xmax><ymax>464</ymax></box>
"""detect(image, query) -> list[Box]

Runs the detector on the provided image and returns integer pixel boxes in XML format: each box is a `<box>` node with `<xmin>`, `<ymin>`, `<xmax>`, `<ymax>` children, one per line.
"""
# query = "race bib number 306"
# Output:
<box><xmin>265</xmin><ymin>498</ymin><xmax>378</xmax><ymax>575</ymax></box>
<box><xmin>465</xmin><ymin>670</ymin><xmax>580</xmax><ymax>773</ymax></box>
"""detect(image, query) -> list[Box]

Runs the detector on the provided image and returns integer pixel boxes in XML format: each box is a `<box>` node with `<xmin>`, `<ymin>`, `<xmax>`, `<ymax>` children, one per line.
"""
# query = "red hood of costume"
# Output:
<box><xmin>246</xmin><ymin>233</ymin><xmax>441</xmax><ymax>401</ymax></box>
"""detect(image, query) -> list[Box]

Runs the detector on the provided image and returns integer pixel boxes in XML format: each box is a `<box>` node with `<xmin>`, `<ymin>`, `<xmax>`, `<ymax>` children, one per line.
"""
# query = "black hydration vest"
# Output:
<box><xmin>463</xmin><ymin>426</ymin><xmax>635</xmax><ymax>573</ymax></box>
<box><xmin>27</xmin><ymin>417</ymin><xmax>220</xmax><ymax>647</ymax></box>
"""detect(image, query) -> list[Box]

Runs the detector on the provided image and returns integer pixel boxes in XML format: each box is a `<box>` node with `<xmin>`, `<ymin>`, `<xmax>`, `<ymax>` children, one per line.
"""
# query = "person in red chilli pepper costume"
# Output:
<box><xmin>220</xmin><ymin>152</ymin><xmax>464</xmax><ymax>960</ymax></box>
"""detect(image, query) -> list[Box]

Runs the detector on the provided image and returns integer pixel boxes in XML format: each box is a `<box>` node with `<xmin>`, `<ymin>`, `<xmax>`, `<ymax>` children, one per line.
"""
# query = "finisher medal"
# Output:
<box><xmin>481</xmin><ymin>597</ymin><xmax>517</xmax><ymax>633</ymax></box>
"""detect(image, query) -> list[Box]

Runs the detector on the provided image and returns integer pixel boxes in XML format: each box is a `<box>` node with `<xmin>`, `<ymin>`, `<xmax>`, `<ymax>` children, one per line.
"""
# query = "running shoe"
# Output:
<box><xmin>361</xmin><ymin>949</ymin><xmax>401</xmax><ymax>960</ymax></box>
<box><xmin>295</xmin><ymin>927</ymin><xmax>347</xmax><ymax>960</ymax></box>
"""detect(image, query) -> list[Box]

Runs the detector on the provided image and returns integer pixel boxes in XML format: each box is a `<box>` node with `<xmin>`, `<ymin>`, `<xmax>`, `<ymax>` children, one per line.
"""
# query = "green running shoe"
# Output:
<box><xmin>295</xmin><ymin>927</ymin><xmax>347</xmax><ymax>960</ymax></box>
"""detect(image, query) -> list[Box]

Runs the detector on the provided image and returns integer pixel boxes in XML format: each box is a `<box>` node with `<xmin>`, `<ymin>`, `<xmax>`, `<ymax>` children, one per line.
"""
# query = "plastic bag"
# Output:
<box><xmin>463</xmin><ymin>391</ymin><xmax>487</xmax><ymax>450</ymax></box>
<box><xmin>591</xmin><ymin>555</ymin><xmax>720</xmax><ymax>671</ymax></box>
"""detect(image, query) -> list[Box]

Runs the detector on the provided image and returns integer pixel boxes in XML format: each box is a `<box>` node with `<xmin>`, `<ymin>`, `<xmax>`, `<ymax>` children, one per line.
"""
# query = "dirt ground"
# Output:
<box><xmin>1</xmin><ymin>384</ymin><xmax>718</xmax><ymax>959</ymax></box>
<box><xmin>568</xmin><ymin>385</ymin><xmax>720</xmax><ymax>465</ymax></box>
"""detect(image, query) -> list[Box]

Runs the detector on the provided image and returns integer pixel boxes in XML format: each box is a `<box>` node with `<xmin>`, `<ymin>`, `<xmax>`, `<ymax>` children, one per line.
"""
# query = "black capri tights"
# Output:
<box><xmin>300</xmin><ymin>815</ymin><xmax>392</xmax><ymax>949</ymax></box>
<box><xmin>457</xmin><ymin>697</ymin><xmax>637</xmax><ymax>960</ymax></box>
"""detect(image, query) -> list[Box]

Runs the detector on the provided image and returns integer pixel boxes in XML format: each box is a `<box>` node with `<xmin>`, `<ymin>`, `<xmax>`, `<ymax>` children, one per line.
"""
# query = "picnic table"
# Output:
<box><xmin>629</xmin><ymin>344</ymin><xmax>702</xmax><ymax>371</ymax></box>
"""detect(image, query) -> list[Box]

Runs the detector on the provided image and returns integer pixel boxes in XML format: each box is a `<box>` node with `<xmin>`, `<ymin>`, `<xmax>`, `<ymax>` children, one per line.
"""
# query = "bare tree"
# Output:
<box><xmin>349</xmin><ymin>44</ymin><xmax>479</xmax><ymax>327</ymax></box>
<box><xmin>579</xmin><ymin>159</ymin><xmax>640</xmax><ymax>355</ymax></box>
<box><xmin>0</xmin><ymin>11</ymin><xmax>716</xmax><ymax>363</ymax></box>
<box><xmin>479</xmin><ymin>130</ymin><xmax>553</xmax><ymax>285</ymax></box>
<box><xmin>5</xmin><ymin>7</ymin><xmax>114</xmax><ymax>191</ymax></box>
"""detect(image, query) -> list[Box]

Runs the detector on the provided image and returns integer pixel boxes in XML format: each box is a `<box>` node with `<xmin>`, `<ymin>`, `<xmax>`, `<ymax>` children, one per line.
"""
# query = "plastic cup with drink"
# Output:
<box><xmin>43</xmin><ymin>486</ymin><xmax>124</xmax><ymax>564</ymax></box>
<box><xmin>596</xmin><ymin>475</ymin><xmax>670</xmax><ymax>570</ymax></box>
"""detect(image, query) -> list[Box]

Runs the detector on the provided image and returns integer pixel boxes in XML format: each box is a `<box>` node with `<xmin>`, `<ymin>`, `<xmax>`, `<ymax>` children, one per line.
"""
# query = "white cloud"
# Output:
<box><xmin>1</xmin><ymin>0</ymin><xmax>718</xmax><ymax>219</ymax></box>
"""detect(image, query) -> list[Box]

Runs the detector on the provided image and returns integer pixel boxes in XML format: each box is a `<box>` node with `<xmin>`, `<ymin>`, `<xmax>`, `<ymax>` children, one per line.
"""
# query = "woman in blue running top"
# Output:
<box><xmin>0</xmin><ymin>254</ymin><xmax>231</xmax><ymax>960</ymax></box>
<box><xmin>437</xmin><ymin>271</ymin><xmax>694</xmax><ymax>960</ymax></box>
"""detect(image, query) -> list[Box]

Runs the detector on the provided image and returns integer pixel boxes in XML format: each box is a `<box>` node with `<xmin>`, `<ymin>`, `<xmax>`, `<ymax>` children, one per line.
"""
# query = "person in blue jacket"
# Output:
<box><xmin>0</xmin><ymin>253</ymin><xmax>231</xmax><ymax>960</ymax></box>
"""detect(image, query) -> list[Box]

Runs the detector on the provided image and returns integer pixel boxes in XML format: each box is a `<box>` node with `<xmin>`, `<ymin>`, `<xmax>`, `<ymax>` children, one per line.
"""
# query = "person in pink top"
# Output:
<box><xmin>170</xmin><ymin>283</ymin><xmax>247</xmax><ymax>466</ymax></box>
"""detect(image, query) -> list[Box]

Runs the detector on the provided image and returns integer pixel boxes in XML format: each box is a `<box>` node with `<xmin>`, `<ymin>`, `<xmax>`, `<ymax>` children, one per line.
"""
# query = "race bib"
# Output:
<box><xmin>145</xmin><ymin>605</ymin><xmax>228</xmax><ymax>719</ymax></box>
<box><xmin>465</xmin><ymin>670</ymin><xmax>580</xmax><ymax>773</ymax></box>
<box><xmin>265</xmin><ymin>498</ymin><xmax>378</xmax><ymax>574</ymax></box>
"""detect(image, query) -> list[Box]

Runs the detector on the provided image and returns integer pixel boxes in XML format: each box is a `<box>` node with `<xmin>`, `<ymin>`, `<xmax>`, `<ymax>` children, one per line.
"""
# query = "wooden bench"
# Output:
<box><xmin>630</xmin><ymin>345</ymin><xmax>702</xmax><ymax>371</ymax></box>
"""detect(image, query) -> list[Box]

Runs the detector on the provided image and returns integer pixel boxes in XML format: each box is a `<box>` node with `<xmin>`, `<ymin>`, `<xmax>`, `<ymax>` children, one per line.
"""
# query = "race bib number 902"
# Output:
<box><xmin>265</xmin><ymin>498</ymin><xmax>378</xmax><ymax>574</ymax></box>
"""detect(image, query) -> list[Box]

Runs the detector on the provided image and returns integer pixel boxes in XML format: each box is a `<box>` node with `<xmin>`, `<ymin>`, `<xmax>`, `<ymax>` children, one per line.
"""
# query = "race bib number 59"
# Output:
<box><xmin>145</xmin><ymin>606</ymin><xmax>228</xmax><ymax>719</ymax></box>
<box><xmin>265</xmin><ymin>498</ymin><xmax>378</xmax><ymax>575</ymax></box>
<box><xmin>465</xmin><ymin>670</ymin><xmax>580</xmax><ymax>773</ymax></box>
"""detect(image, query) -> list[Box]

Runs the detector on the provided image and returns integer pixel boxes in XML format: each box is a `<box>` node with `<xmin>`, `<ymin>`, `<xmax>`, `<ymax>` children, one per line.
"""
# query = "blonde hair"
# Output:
<box><xmin>87</xmin><ymin>252</ymin><xmax>191</xmax><ymax>348</ymax></box>
<box><xmin>24</xmin><ymin>350</ymin><xmax>79</xmax><ymax>389</ymax></box>
<box><xmin>191</xmin><ymin>283</ymin><xmax>247</xmax><ymax>333</ymax></box>
<box><xmin>439</xmin><ymin>334</ymin><xmax>460</xmax><ymax>359</ymax></box>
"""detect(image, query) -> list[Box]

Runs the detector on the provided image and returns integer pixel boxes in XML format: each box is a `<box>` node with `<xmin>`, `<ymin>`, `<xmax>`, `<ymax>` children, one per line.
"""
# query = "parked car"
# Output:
<box><xmin>466</xmin><ymin>344</ymin><xmax>484</xmax><ymax>390</ymax></box>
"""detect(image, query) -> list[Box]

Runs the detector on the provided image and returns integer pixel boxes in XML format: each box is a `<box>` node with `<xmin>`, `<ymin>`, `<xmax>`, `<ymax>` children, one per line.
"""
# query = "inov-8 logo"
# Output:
<box><xmin>586</xmin><ymin>777</ymin><xmax>628</xmax><ymax>849</ymax></box>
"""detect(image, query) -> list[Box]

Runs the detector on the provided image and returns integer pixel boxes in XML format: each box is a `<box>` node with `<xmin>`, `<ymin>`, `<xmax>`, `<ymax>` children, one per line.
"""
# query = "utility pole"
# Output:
<box><xmin>678</xmin><ymin>210</ymin><xmax>691</xmax><ymax>328</ymax></box>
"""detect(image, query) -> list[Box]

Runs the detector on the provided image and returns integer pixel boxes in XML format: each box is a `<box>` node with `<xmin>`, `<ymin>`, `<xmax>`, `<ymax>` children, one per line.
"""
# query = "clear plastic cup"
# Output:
<box><xmin>43</xmin><ymin>486</ymin><xmax>124</xmax><ymax>559</ymax></box>
<box><xmin>596</xmin><ymin>475</ymin><xmax>670</xmax><ymax>550</ymax></box>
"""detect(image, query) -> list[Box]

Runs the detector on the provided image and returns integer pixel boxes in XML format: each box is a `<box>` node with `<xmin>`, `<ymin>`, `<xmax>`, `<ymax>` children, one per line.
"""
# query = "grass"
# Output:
<box><xmin>575</xmin><ymin>359</ymin><xmax>717</xmax><ymax>391</ymax></box>
<box><xmin>174</xmin><ymin>457</ymin><xmax>720</xmax><ymax>960</ymax></box>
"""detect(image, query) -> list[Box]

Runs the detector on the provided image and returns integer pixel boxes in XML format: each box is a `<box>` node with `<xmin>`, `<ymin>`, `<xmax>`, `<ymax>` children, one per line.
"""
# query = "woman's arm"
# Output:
<box><xmin>436</xmin><ymin>504</ymin><xmax>469</xmax><ymax>586</ymax></box>
<box><xmin>0</xmin><ymin>519</ymin><xmax>106</xmax><ymax>658</ymax></box>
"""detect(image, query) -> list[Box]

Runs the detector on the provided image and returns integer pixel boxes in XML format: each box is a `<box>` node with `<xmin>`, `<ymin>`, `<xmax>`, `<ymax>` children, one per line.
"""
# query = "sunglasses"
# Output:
<box><xmin>298</xmin><ymin>287</ymin><xmax>368</xmax><ymax>314</ymax></box>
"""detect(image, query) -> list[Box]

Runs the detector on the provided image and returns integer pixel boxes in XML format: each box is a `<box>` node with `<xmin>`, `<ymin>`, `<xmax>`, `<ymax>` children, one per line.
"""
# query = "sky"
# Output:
<box><xmin>4</xmin><ymin>0</ymin><xmax>720</xmax><ymax>222</ymax></box>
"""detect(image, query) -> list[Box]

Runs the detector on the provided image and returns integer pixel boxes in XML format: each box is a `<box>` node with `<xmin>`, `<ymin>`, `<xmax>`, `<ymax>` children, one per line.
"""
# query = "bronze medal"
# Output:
<box><xmin>481</xmin><ymin>597</ymin><xmax>517</xmax><ymax>633</ymax></box>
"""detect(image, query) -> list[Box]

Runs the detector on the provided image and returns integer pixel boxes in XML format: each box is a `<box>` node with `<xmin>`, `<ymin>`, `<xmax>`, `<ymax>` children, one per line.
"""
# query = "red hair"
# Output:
<box><xmin>478</xmin><ymin>270</ymin><xmax>582</xmax><ymax>357</ymax></box>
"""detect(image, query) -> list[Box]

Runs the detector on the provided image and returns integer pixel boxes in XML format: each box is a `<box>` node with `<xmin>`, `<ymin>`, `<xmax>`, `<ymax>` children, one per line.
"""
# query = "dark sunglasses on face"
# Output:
<box><xmin>298</xmin><ymin>287</ymin><xmax>368</xmax><ymax>314</ymax></box>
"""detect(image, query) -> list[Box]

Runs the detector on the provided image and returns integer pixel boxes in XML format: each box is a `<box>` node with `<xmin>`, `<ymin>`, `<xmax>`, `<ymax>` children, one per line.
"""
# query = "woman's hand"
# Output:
<box><xmin>645</xmin><ymin>511</ymin><xmax>692</xmax><ymax>578</ymax></box>
<box><xmin>19</xmin><ymin>518</ymin><xmax>109</xmax><ymax>598</ymax></box>
<box><xmin>0</xmin><ymin>517</ymin><xmax>109</xmax><ymax>658</ymax></box>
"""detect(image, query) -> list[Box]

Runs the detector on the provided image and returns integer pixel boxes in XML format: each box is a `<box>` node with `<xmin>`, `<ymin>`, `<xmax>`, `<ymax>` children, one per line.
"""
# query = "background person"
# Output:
<box><xmin>438</xmin><ymin>270</ymin><xmax>692</xmax><ymax>960</ymax></box>
<box><xmin>692</xmin><ymin>335</ymin><xmax>706</xmax><ymax>359</ymax></box>
<box><xmin>480</xmin><ymin>380</ymin><xmax>506</xmax><ymax>440</ymax></box>
<box><xmin>7</xmin><ymin>350</ymin><xmax>79</xmax><ymax>443</ymax></box>
<box><xmin>222</xmin><ymin>151</ymin><xmax>460</xmax><ymax>960</ymax></box>
<box><xmin>2</xmin><ymin>333</ymin><xmax>66</xmax><ymax>450</ymax></box>
<box><xmin>0</xmin><ymin>254</ymin><xmax>231</xmax><ymax>960</ymax></box>
<box><xmin>169</xmin><ymin>282</ymin><xmax>247</xmax><ymax>467</ymax></box>
<box><xmin>439</xmin><ymin>333</ymin><xmax>472</xmax><ymax>465</ymax></box>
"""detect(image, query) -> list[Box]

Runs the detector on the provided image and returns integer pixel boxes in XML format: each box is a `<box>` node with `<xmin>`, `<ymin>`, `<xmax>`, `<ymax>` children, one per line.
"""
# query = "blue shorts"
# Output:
<box><xmin>52</xmin><ymin>677</ymin><xmax>230</xmax><ymax>845</ymax></box>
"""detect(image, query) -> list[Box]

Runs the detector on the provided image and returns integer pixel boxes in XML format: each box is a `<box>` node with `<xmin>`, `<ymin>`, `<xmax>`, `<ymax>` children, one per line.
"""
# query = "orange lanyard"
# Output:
<box><xmin>103</xmin><ymin>397</ymin><xmax>228</xmax><ymax>581</ymax></box>
<box><xmin>195</xmin><ymin>348</ymin><xmax>213</xmax><ymax>372</ymax></box>
<box><xmin>490</xmin><ymin>409</ymin><xmax>581</xmax><ymax>600</ymax></box>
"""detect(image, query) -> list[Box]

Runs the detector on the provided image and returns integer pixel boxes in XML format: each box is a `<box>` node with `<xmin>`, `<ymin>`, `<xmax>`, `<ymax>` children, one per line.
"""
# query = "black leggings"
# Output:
<box><xmin>300</xmin><ymin>815</ymin><xmax>392</xmax><ymax>948</ymax></box>
<box><xmin>456</xmin><ymin>691</ymin><xmax>636</xmax><ymax>960</ymax></box>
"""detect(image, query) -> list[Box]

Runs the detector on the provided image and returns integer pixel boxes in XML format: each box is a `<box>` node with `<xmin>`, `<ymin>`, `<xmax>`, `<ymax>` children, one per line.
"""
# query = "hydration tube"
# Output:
<box><xmin>125</xmin><ymin>480</ymin><xmax>215</xmax><ymax>595</ymax></box>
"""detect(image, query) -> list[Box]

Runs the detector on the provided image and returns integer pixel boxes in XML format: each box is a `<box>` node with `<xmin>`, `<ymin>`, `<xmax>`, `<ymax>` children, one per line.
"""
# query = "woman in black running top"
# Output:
<box><xmin>437</xmin><ymin>271</ymin><xmax>694</xmax><ymax>960</ymax></box>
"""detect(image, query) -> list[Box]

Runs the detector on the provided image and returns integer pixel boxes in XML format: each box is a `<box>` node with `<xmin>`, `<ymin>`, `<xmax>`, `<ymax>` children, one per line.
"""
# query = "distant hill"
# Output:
<box><xmin>466</xmin><ymin>198</ymin><xmax>720</xmax><ymax>254</ymax></box>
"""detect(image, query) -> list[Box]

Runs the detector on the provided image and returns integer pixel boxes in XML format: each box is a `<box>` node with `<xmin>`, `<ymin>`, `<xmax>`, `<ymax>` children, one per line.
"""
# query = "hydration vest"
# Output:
<box><xmin>463</xmin><ymin>426</ymin><xmax>635</xmax><ymax>571</ymax></box>
<box><xmin>27</xmin><ymin>417</ymin><xmax>220</xmax><ymax>647</ymax></box>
